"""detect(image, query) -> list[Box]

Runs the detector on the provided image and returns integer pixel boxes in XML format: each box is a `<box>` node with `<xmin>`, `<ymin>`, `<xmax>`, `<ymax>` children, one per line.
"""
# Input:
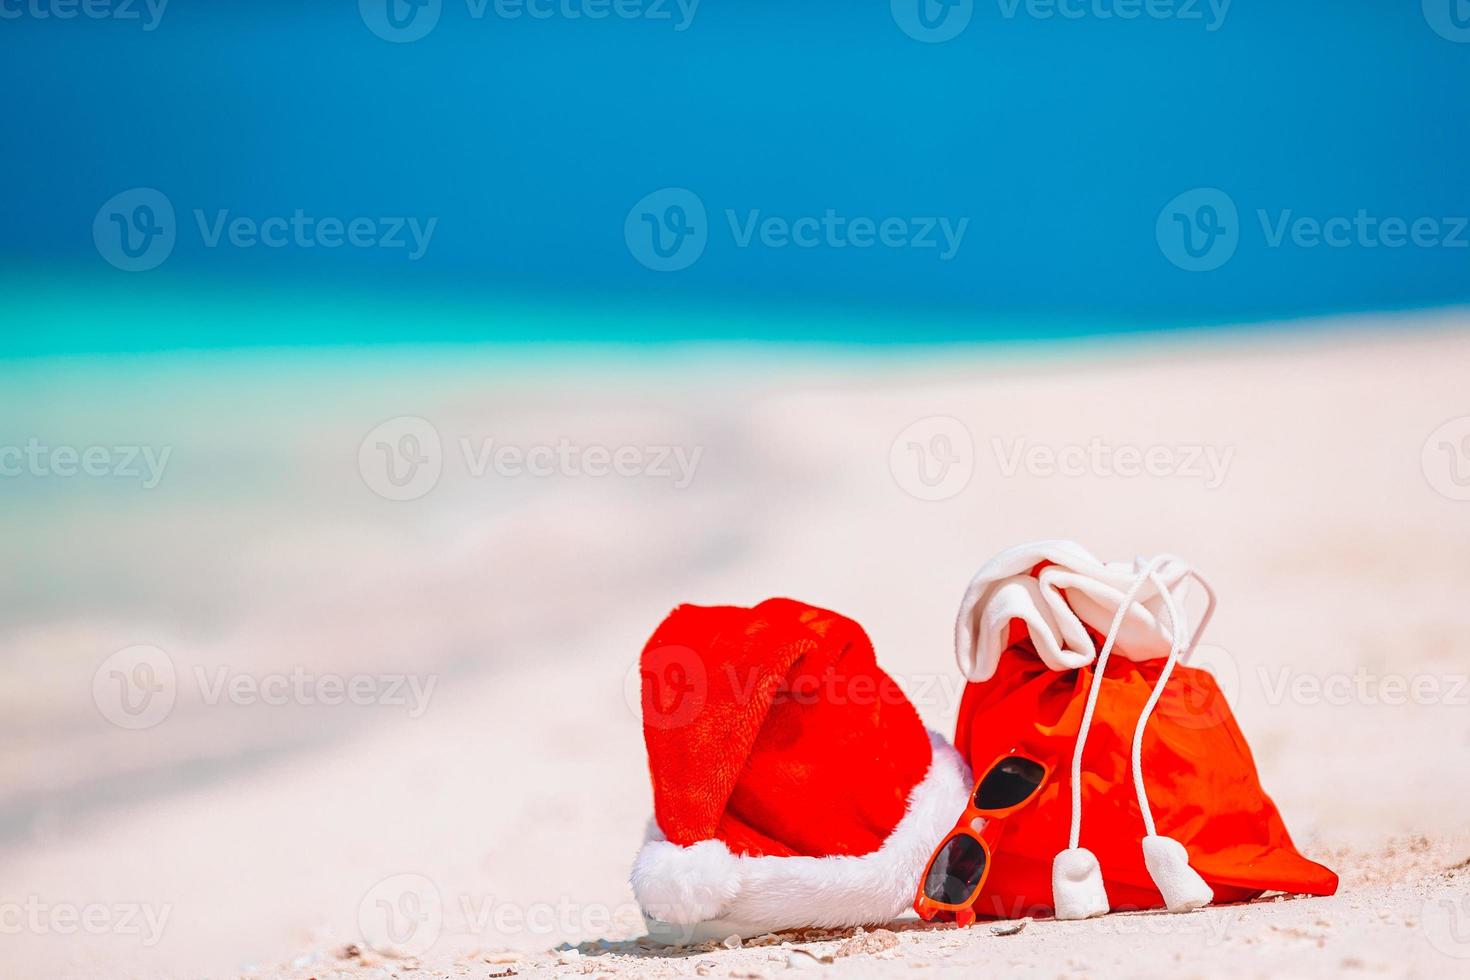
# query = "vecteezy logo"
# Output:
<box><xmin>1164</xmin><ymin>642</ymin><xmax>1239</xmax><ymax>731</ymax></box>
<box><xmin>624</xmin><ymin>188</ymin><xmax>708</xmax><ymax>272</ymax></box>
<box><xmin>891</xmin><ymin>0</ymin><xmax>973</xmax><ymax>43</ymax></box>
<box><xmin>1156</xmin><ymin>187</ymin><xmax>1239</xmax><ymax>272</ymax></box>
<box><xmin>1421</xmin><ymin>890</ymin><xmax>1470</xmax><ymax>958</ymax></box>
<box><xmin>1422</xmin><ymin>416</ymin><xmax>1470</xmax><ymax>501</ymax></box>
<box><xmin>625</xmin><ymin>645</ymin><xmax>707</xmax><ymax>730</ymax></box>
<box><xmin>1424</xmin><ymin>0</ymin><xmax>1470</xmax><ymax>43</ymax></box>
<box><xmin>358</xmin><ymin>874</ymin><xmax>443</xmax><ymax>957</ymax></box>
<box><xmin>360</xmin><ymin>0</ymin><xmax>442</xmax><ymax>43</ymax></box>
<box><xmin>889</xmin><ymin>415</ymin><xmax>975</xmax><ymax>501</ymax></box>
<box><xmin>93</xmin><ymin>645</ymin><xmax>177</xmax><ymax>730</ymax></box>
<box><xmin>358</xmin><ymin>416</ymin><xmax>444</xmax><ymax>501</ymax></box>
<box><xmin>93</xmin><ymin>189</ymin><xmax>176</xmax><ymax>272</ymax></box>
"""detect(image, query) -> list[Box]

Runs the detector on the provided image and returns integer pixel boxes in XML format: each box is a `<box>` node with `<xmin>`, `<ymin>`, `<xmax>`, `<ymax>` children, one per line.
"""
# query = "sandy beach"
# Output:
<box><xmin>3</xmin><ymin>317</ymin><xmax>1469</xmax><ymax>978</ymax></box>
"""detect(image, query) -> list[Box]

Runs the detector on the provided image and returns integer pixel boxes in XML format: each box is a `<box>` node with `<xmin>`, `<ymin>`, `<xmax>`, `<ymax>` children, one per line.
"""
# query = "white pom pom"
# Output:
<box><xmin>1052</xmin><ymin>847</ymin><xmax>1110</xmax><ymax>920</ymax></box>
<box><xmin>630</xmin><ymin>839</ymin><xmax>741</xmax><ymax>924</ymax></box>
<box><xmin>1141</xmin><ymin>835</ymin><xmax>1213</xmax><ymax>913</ymax></box>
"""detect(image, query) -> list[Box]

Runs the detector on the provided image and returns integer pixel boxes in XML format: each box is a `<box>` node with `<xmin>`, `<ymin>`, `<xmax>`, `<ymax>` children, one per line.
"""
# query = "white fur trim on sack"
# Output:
<box><xmin>955</xmin><ymin>539</ymin><xmax>1200</xmax><ymax>682</ymax></box>
<box><xmin>631</xmin><ymin>731</ymin><xmax>972</xmax><ymax>944</ymax></box>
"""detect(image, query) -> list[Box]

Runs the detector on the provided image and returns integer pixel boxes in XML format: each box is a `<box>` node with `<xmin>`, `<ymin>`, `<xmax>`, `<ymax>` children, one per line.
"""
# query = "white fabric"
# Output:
<box><xmin>631</xmin><ymin>731</ymin><xmax>972</xmax><ymax>944</ymax></box>
<box><xmin>954</xmin><ymin>539</ymin><xmax>1201</xmax><ymax>682</ymax></box>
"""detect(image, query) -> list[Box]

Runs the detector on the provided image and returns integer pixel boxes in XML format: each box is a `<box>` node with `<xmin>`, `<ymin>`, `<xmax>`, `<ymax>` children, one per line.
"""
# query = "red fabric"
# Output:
<box><xmin>641</xmin><ymin>598</ymin><xmax>930</xmax><ymax>859</ymax></box>
<box><xmin>953</xmin><ymin>645</ymin><xmax>1338</xmax><ymax>917</ymax></box>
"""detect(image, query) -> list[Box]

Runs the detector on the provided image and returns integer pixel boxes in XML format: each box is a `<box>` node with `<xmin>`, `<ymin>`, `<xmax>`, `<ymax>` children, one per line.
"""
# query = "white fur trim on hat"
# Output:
<box><xmin>631</xmin><ymin>730</ymin><xmax>972</xmax><ymax>944</ymax></box>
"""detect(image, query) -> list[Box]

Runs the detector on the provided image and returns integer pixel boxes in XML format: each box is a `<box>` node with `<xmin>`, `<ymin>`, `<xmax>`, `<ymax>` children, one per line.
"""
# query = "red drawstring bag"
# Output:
<box><xmin>944</xmin><ymin>541</ymin><xmax>1337</xmax><ymax>919</ymax></box>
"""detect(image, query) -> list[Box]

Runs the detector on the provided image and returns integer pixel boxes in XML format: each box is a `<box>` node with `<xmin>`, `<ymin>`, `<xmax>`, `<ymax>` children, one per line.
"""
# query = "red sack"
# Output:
<box><xmin>946</xmin><ymin>542</ymin><xmax>1337</xmax><ymax>918</ymax></box>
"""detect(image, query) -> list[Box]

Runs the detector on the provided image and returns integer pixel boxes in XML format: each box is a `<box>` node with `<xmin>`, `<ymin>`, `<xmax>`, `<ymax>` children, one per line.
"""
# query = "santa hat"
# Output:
<box><xmin>630</xmin><ymin>598</ymin><xmax>971</xmax><ymax>943</ymax></box>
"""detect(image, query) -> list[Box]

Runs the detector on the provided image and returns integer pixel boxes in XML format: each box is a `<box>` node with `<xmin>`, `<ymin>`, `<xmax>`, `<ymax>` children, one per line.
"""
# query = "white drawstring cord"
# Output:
<box><xmin>1129</xmin><ymin>567</ymin><xmax>1217</xmax><ymax>913</ymax></box>
<box><xmin>1053</xmin><ymin>554</ymin><xmax>1218</xmax><ymax>918</ymax></box>
<box><xmin>1064</xmin><ymin>554</ymin><xmax>1179</xmax><ymax>852</ymax></box>
<box><xmin>1129</xmin><ymin>568</ymin><xmax>1216</xmax><ymax>837</ymax></box>
<box><xmin>1053</xmin><ymin>554</ymin><xmax>1179</xmax><ymax>919</ymax></box>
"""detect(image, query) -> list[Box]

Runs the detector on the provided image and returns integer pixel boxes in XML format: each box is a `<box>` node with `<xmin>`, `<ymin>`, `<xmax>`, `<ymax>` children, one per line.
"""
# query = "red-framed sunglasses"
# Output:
<box><xmin>913</xmin><ymin>751</ymin><xmax>1050</xmax><ymax>925</ymax></box>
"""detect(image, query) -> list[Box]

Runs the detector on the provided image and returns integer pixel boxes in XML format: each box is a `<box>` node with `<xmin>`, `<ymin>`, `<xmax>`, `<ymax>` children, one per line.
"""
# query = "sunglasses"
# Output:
<box><xmin>913</xmin><ymin>751</ymin><xmax>1049</xmax><ymax>925</ymax></box>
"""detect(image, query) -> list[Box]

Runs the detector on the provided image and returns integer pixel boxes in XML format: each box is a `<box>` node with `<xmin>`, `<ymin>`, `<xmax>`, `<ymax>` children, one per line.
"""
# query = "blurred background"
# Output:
<box><xmin>5</xmin><ymin>2</ymin><xmax>1470</xmax><ymax>346</ymax></box>
<box><xmin>4</xmin><ymin>3</ymin><xmax>1470</xmax><ymax>978</ymax></box>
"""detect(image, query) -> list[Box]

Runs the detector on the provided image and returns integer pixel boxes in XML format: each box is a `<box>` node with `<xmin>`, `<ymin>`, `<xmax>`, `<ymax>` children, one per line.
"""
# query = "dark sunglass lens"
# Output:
<box><xmin>973</xmin><ymin>757</ymin><xmax>1046</xmax><ymax>810</ymax></box>
<box><xmin>922</xmin><ymin>835</ymin><xmax>988</xmax><ymax>905</ymax></box>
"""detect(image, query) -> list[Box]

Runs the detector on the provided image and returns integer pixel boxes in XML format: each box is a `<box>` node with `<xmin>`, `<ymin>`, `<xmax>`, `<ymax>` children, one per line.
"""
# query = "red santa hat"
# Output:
<box><xmin>630</xmin><ymin>598</ymin><xmax>971</xmax><ymax>943</ymax></box>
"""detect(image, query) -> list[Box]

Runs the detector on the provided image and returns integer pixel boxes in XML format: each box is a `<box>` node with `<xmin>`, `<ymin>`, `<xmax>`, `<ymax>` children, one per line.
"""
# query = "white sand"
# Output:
<box><xmin>3</xmin><ymin>318</ymin><xmax>1469</xmax><ymax>978</ymax></box>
